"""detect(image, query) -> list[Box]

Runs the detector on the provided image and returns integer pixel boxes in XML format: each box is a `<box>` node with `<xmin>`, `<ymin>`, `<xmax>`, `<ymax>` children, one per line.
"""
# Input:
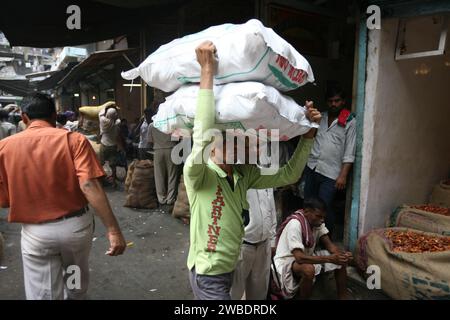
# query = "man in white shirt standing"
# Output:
<box><xmin>230</xmin><ymin>187</ymin><xmax>277</xmax><ymax>300</ymax></box>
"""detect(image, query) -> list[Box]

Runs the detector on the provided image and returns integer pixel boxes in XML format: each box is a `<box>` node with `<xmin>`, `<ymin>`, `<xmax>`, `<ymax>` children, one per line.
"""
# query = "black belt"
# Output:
<box><xmin>243</xmin><ymin>239</ymin><xmax>266</xmax><ymax>246</ymax></box>
<box><xmin>42</xmin><ymin>207</ymin><xmax>89</xmax><ymax>224</ymax></box>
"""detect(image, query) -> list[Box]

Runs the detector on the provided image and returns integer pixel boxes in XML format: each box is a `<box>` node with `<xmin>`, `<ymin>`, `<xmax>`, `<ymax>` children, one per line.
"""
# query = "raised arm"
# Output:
<box><xmin>183</xmin><ymin>41</ymin><xmax>217</xmax><ymax>190</ymax></box>
<box><xmin>71</xmin><ymin>133</ymin><xmax>126</xmax><ymax>256</ymax></box>
<box><xmin>248</xmin><ymin>102</ymin><xmax>321</xmax><ymax>189</ymax></box>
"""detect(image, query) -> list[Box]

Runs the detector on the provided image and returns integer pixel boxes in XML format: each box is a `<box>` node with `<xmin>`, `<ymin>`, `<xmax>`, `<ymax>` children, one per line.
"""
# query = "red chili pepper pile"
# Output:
<box><xmin>411</xmin><ymin>205</ymin><xmax>450</xmax><ymax>216</ymax></box>
<box><xmin>385</xmin><ymin>230</ymin><xmax>450</xmax><ymax>253</ymax></box>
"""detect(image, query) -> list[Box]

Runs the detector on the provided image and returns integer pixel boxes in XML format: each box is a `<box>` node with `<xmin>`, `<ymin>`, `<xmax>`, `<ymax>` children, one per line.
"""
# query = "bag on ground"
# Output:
<box><xmin>356</xmin><ymin>228</ymin><xmax>450</xmax><ymax>300</ymax></box>
<box><xmin>152</xmin><ymin>82</ymin><xmax>317</xmax><ymax>140</ymax></box>
<box><xmin>387</xmin><ymin>204</ymin><xmax>450</xmax><ymax>236</ymax></box>
<box><xmin>124</xmin><ymin>160</ymin><xmax>158</xmax><ymax>209</ymax></box>
<box><xmin>125</xmin><ymin>160</ymin><xmax>137</xmax><ymax>192</ymax></box>
<box><xmin>172</xmin><ymin>175</ymin><xmax>190</xmax><ymax>219</ymax></box>
<box><xmin>430</xmin><ymin>180</ymin><xmax>450</xmax><ymax>208</ymax></box>
<box><xmin>121</xmin><ymin>19</ymin><xmax>314</xmax><ymax>92</ymax></box>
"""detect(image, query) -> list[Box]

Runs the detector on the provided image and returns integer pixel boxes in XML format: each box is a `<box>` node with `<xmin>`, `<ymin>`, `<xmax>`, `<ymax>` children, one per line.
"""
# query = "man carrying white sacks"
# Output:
<box><xmin>185</xmin><ymin>41</ymin><xmax>321</xmax><ymax>300</ymax></box>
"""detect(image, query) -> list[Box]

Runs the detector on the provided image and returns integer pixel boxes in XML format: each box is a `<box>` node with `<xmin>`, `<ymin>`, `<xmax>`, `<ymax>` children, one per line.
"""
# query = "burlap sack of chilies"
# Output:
<box><xmin>356</xmin><ymin>228</ymin><xmax>450</xmax><ymax>300</ymax></box>
<box><xmin>387</xmin><ymin>205</ymin><xmax>450</xmax><ymax>236</ymax></box>
<box><xmin>124</xmin><ymin>160</ymin><xmax>158</xmax><ymax>209</ymax></box>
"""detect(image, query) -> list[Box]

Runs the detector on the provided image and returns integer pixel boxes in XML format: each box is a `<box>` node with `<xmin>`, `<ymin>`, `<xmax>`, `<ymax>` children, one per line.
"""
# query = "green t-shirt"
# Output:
<box><xmin>184</xmin><ymin>89</ymin><xmax>314</xmax><ymax>275</ymax></box>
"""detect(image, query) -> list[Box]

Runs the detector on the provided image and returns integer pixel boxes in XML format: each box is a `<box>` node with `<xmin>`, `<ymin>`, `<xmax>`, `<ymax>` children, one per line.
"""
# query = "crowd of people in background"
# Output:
<box><xmin>0</xmin><ymin>44</ymin><xmax>356</xmax><ymax>301</ymax></box>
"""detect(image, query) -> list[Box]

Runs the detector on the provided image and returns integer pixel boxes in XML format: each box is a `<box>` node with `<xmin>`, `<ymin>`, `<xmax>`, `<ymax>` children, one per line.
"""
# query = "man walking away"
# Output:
<box><xmin>0</xmin><ymin>93</ymin><xmax>126</xmax><ymax>300</ymax></box>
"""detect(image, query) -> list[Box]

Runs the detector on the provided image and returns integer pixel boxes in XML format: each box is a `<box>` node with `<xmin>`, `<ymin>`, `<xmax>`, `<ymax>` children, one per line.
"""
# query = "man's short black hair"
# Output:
<box><xmin>56</xmin><ymin>113</ymin><xmax>67</xmax><ymax>125</ymax></box>
<box><xmin>0</xmin><ymin>109</ymin><xmax>9</xmax><ymax>120</ymax></box>
<box><xmin>21</xmin><ymin>93</ymin><xmax>56</xmax><ymax>120</ymax></box>
<box><xmin>326</xmin><ymin>85</ymin><xmax>346</xmax><ymax>100</ymax></box>
<box><xmin>304</xmin><ymin>197</ymin><xmax>327</xmax><ymax>213</ymax></box>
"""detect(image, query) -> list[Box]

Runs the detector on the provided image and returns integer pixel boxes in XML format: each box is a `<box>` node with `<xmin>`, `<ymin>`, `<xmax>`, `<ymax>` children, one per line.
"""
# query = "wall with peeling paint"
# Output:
<box><xmin>359</xmin><ymin>17</ymin><xmax>450</xmax><ymax>234</ymax></box>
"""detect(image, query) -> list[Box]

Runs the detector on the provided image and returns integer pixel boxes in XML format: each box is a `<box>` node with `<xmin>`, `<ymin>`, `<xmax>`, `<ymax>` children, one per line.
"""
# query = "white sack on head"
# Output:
<box><xmin>151</xmin><ymin>82</ymin><xmax>318</xmax><ymax>141</ymax></box>
<box><xmin>121</xmin><ymin>19</ymin><xmax>314</xmax><ymax>92</ymax></box>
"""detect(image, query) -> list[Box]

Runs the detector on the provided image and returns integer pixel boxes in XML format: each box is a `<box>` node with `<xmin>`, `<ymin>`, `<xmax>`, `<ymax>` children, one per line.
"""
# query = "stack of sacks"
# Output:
<box><xmin>121</xmin><ymin>19</ymin><xmax>317</xmax><ymax>140</ymax></box>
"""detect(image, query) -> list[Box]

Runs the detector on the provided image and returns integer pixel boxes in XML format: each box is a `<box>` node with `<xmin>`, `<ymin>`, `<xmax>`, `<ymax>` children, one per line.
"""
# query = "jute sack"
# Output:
<box><xmin>125</xmin><ymin>160</ymin><xmax>137</xmax><ymax>192</ymax></box>
<box><xmin>79</xmin><ymin>101</ymin><xmax>117</xmax><ymax>120</ymax></box>
<box><xmin>172</xmin><ymin>176</ymin><xmax>190</xmax><ymax>219</ymax></box>
<box><xmin>387</xmin><ymin>205</ymin><xmax>450</xmax><ymax>236</ymax></box>
<box><xmin>430</xmin><ymin>180</ymin><xmax>450</xmax><ymax>208</ymax></box>
<box><xmin>81</xmin><ymin>119</ymin><xmax>99</xmax><ymax>133</ymax></box>
<box><xmin>356</xmin><ymin>228</ymin><xmax>450</xmax><ymax>300</ymax></box>
<box><xmin>88</xmin><ymin>140</ymin><xmax>101</xmax><ymax>160</ymax></box>
<box><xmin>124</xmin><ymin>160</ymin><xmax>158</xmax><ymax>209</ymax></box>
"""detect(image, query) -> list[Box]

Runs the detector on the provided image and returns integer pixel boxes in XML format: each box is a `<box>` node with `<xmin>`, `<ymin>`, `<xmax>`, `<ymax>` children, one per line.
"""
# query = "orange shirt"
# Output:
<box><xmin>0</xmin><ymin>120</ymin><xmax>105</xmax><ymax>223</ymax></box>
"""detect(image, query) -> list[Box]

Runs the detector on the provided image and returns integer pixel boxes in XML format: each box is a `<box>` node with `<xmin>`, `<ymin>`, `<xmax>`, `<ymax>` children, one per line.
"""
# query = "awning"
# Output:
<box><xmin>0</xmin><ymin>78</ymin><xmax>30</xmax><ymax>96</ymax></box>
<box><xmin>57</xmin><ymin>48</ymin><xmax>139</xmax><ymax>88</ymax></box>
<box><xmin>0</xmin><ymin>0</ymin><xmax>189</xmax><ymax>48</ymax></box>
<box><xmin>34</xmin><ymin>62</ymin><xmax>78</xmax><ymax>91</ymax></box>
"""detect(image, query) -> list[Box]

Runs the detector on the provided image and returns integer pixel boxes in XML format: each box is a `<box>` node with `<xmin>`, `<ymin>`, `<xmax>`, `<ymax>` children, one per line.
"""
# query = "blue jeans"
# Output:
<box><xmin>303</xmin><ymin>166</ymin><xmax>337</xmax><ymax>236</ymax></box>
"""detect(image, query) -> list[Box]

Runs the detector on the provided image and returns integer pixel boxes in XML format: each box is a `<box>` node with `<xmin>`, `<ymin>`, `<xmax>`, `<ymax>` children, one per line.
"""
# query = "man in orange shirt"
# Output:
<box><xmin>0</xmin><ymin>93</ymin><xmax>126</xmax><ymax>300</ymax></box>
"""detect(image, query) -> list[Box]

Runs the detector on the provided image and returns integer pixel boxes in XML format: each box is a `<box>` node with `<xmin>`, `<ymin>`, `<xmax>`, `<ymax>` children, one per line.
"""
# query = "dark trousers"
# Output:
<box><xmin>304</xmin><ymin>166</ymin><xmax>337</xmax><ymax>236</ymax></box>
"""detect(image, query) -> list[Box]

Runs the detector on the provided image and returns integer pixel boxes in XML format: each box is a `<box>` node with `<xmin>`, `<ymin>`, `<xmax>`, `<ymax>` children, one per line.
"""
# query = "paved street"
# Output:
<box><xmin>0</xmin><ymin>181</ymin><xmax>389</xmax><ymax>300</ymax></box>
<box><xmin>0</xmin><ymin>185</ymin><xmax>193</xmax><ymax>300</ymax></box>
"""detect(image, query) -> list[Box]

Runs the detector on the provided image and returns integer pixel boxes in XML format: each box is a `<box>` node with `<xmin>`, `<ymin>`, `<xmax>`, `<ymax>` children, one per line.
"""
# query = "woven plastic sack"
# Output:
<box><xmin>121</xmin><ymin>19</ymin><xmax>314</xmax><ymax>92</ymax></box>
<box><xmin>152</xmin><ymin>82</ymin><xmax>317</xmax><ymax>141</ymax></box>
